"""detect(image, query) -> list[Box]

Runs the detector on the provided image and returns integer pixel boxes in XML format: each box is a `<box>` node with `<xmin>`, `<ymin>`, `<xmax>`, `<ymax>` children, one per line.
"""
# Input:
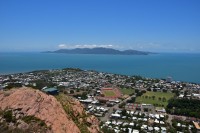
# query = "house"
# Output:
<box><xmin>42</xmin><ymin>87</ymin><xmax>59</xmax><ymax>95</ymax></box>
<box><xmin>179</xmin><ymin>94</ymin><xmax>184</xmax><ymax>98</ymax></box>
<box><xmin>161</xmin><ymin>127</ymin><xmax>166</xmax><ymax>131</ymax></box>
<box><xmin>148</xmin><ymin>126</ymin><xmax>153</xmax><ymax>131</ymax></box>
<box><xmin>155</xmin><ymin>107</ymin><xmax>166</xmax><ymax>113</ymax></box>
<box><xmin>154</xmin><ymin>127</ymin><xmax>160</xmax><ymax>132</ymax></box>
<box><xmin>132</xmin><ymin>129</ymin><xmax>139</xmax><ymax>133</ymax></box>
<box><xmin>129</xmin><ymin>122</ymin><xmax>134</xmax><ymax>126</ymax></box>
<box><xmin>192</xmin><ymin>93</ymin><xmax>200</xmax><ymax>99</ymax></box>
<box><xmin>111</xmin><ymin>113</ymin><xmax>121</xmax><ymax>118</ymax></box>
<box><xmin>80</xmin><ymin>99</ymin><xmax>93</xmax><ymax>103</ymax></box>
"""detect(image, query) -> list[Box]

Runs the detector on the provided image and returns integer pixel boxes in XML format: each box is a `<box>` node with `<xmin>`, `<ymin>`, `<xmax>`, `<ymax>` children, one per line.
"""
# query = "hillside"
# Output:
<box><xmin>49</xmin><ymin>47</ymin><xmax>152</xmax><ymax>55</ymax></box>
<box><xmin>0</xmin><ymin>87</ymin><xmax>100</xmax><ymax>133</ymax></box>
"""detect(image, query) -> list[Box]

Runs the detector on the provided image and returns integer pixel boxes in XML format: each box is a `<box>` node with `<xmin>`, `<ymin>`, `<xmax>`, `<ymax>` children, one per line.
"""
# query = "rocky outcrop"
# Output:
<box><xmin>56</xmin><ymin>93</ymin><xmax>101</xmax><ymax>133</ymax></box>
<box><xmin>0</xmin><ymin>87</ymin><xmax>81</xmax><ymax>133</ymax></box>
<box><xmin>86</xmin><ymin>115</ymin><xmax>101</xmax><ymax>133</ymax></box>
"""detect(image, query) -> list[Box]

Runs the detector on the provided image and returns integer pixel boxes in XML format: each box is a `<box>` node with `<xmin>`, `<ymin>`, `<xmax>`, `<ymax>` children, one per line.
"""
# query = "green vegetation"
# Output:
<box><xmin>0</xmin><ymin>109</ymin><xmax>49</xmax><ymax>133</ymax></box>
<box><xmin>2</xmin><ymin>110</ymin><xmax>16</xmax><ymax>123</ymax></box>
<box><xmin>135</xmin><ymin>89</ymin><xmax>146</xmax><ymax>97</ymax></box>
<box><xmin>62</xmin><ymin>68</ymin><xmax>83</xmax><ymax>72</ymax></box>
<box><xmin>74</xmin><ymin>91</ymin><xmax>88</xmax><ymax>100</ymax></box>
<box><xmin>103</xmin><ymin>90</ymin><xmax>116</xmax><ymax>97</ymax></box>
<box><xmin>167</xmin><ymin>98</ymin><xmax>200</xmax><ymax>118</ymax></box>
<box><xmin>136</xmin><ymin>91</ymin><xmax>175</xmax><ymax>107</ymax></box>
<box><xmin>171</xmin><ymin>119</ymin><xmax>197</xmax><ymax>133</ymax></box>
<box><xmin>28</xmin><ymin>79</ymin><xmax>56</xmax><ymax>89</ymax></box>
<box><xmin>56</xmin><ymin>93</ymin><xmax>90</xmax><ymax>133</ymax></box>
<box><xmin>5</xmin><ymin>83</ymin><xmax>22</xmax><ymax>89</ymax></box>
<box><xmin>127</xmin><ymin>97</ymin><xmax>136</xmax><ymax>103</ymax></box>
<box><xmin>120</xmin><ymin>88</ymin><xmax>134</xmax><ymax>95</ymax></box>
<box><xmin>101</xmin><ymin>126</ymin><xmax>115</xmax><ymax>133</ymax></box>
<box><xmin>22</xmin><ymin>115</ymin><xmax>46</xmax><ymax>127</ymax></box>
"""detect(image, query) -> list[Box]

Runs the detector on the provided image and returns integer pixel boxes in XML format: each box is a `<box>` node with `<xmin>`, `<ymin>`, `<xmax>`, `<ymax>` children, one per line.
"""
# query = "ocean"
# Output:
<box><xmin>0</xmin><ymin>52</ymin><xmax>200</xmax><ymax>83</ymax></box>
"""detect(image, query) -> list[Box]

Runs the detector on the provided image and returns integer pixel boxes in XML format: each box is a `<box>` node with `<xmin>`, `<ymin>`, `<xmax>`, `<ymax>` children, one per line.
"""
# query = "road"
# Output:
<box><xmin>100</xmin><ymin>95</ymin><xmax>136</xmax><ymax>122</ymax></box>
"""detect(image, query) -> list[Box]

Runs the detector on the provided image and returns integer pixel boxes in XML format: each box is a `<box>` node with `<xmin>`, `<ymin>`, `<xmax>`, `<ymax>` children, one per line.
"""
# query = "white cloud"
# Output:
<box><xmin>58</xmin><ymin>44</ymin><xmax>114</xmax><ymax>49</ymax></box>
<box><xmin>58</xmin><ymin>44</ymin><xmax>67</xmax><ymax>48</ymax></box>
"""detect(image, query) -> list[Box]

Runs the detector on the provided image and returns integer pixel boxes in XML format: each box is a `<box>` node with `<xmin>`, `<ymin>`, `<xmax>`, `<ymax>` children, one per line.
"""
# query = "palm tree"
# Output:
<box><xmin>152</xmin><ymin>95</ymin><xmax>155</xmax><ymax>100</ymax></box>
<box><xmin>162</xmin><ymin>97</ymin><xmax>166</xmax><ymax>102</ymax></box>
<box><xmin>158</xmin><ymin>97</ymin><xmax>161</xmax><ymax>101</ymax></box>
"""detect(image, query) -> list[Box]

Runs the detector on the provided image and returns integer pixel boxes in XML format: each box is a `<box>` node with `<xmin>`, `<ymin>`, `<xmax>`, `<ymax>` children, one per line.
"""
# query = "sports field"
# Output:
<box><xmin>136</xmin><ymin>91</ymin><xmax>175</xmax><ymax>107</ymax></box>
<box><xmin>120</xmin><ymin>88</ymin><xmax>134</xmax><ymax>95</ymax></box>
<box><xmin>103</xmin><ymin>90</ymin><xmax>116</xmax><ymax>97</ymax></box>
<box><xmin>101</xmin><ymin>88</ymin><xmax>121</xmax><ymax>98</ymax></box>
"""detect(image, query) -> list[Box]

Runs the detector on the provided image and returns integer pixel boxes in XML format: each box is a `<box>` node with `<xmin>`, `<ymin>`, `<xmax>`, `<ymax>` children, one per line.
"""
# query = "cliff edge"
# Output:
<box><xmin>0</xmin><ymin>87</ymin><xmax>100</xmax><ymax>133</ymax></box>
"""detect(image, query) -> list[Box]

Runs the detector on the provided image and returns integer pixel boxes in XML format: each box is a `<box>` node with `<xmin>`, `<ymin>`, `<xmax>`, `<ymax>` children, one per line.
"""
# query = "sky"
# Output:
<box><xmin>0</xmin><ymin>0</ymin><xmax>200</xmax><ymax>52</ymax></box>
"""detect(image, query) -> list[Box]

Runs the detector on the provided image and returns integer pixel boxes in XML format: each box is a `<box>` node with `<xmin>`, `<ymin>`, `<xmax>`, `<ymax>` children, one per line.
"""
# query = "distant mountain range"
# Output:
<box><xmin>47</xmin><ymin>47</ymin><xmax>153</xmax><ymax>55</ymax></box>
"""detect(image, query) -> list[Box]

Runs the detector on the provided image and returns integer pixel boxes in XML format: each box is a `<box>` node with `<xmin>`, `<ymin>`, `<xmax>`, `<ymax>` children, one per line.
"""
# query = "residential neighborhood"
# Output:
<box><xmin>0</xmin><ymin>68</ymin><xmax>200</xmax><ymax>133</ymax></box>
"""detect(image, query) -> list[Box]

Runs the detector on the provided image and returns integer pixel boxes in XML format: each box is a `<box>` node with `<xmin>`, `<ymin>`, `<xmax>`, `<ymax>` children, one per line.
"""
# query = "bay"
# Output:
<box><xmin>0</xmin><ymin>52</ymin><xmax>200</xmax><ymax>83</ymax></box>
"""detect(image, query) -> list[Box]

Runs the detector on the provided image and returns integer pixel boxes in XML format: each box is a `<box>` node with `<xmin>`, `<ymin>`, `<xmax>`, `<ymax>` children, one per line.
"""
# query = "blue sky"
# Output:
<box><xmin>0</xmin><ymin>0</ymin><xmax>200</xmax><ymax>52</ymax></box>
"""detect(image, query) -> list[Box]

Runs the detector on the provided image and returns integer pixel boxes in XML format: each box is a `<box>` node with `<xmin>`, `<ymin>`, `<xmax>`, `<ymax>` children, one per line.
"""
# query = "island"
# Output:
<box><xmin>46</xmin><ymin>47</ymin><xmax>153</xmax><ymax>55</ymax></box>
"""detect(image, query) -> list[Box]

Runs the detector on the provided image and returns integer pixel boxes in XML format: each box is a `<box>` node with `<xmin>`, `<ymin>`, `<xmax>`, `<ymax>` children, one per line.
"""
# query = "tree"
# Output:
<box><xmin>121</xmin><ymin>109</ymin><xmax>127</xmax><ymax>116</ymax></box>
<box><xmin>152</xmin><ymin>95</ymin><xmax>155</xmax><ymax>100</ymax></box>
<box><xmin>141</xmin><ymin>90</ymin><xmax>146</xmax><ymax>94</ymax></box>
<box><xmin>162</xmin><ymin>97</ymin><xmax>166</xmax><ymax>102</ymax></box>
<box><xmin>3</xmin><ymin>110</ymin><xmax>15</xmax><ymax>123</ymax></box>
<box><xmin>119</xmin><ymin>102</ymin><xmax>125</xmax><ymax>108</ymax></box>
<box><xmin>144</xmin><ymin>108</ymin><xmax>148</xmax><ymax>112</ymax></box>
<box><xmin>184</xmin><ymin>90</ymin><xmax>188</xmax><ymax>97</ymax></box>
<box><xmin>172</xmin><ymin>90</ymin><xmax>179</xmax><ymax>96</ymax></box>
<box><xmin>163</xmin><ymin>89</ymin><xmax>167</xmax><ymax>93</ymax></box>
<box><xmin>158</xmin><ymin>97</ymin><xmax>161</xmax><ymax>101</ymax></box>
<box><xmin>70</xmin><ymin>90</ymin><xmax>74</xmax><ymax>94</ymax></box>
<box><xmin>147</xmin><ymin>88</ymin><xmax>151</xmax><ymax>91</ymax></box>
<box><xmin>135</xmin><ymin>89</ymin><xmax>139</xmax><ymax>93</ymax></box>
<box><xmin>101</xmin><ymin>126</ymin><xmax>115</xmax><ymax>133</ymax></box>
<box><xmin>167</xmin><ymin>98</ymin><xmax>200</xmax><ymax>118</ymax></box>
<box><xmin>81</xmin><ymin>92</ymin><xmax>88</xmax><ymax>99</ymax></box>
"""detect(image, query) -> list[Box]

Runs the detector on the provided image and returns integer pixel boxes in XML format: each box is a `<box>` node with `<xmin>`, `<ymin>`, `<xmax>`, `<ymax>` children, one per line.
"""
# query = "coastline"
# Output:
<box><xmin>0</xmin><ymin>52</ymin><xmax>200</xmax><ymax>84</ymax></box>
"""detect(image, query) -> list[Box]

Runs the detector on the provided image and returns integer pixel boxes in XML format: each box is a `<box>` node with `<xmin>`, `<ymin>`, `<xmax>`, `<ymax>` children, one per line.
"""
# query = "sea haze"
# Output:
<box><xmin>0</xmin><ymin>52</ymin><xmax>200</xmax><ymax>83</ymax></box>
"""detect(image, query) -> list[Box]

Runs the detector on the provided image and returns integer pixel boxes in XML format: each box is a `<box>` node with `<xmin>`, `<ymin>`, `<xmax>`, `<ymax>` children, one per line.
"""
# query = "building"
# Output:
<box><xmin>155</xmin><ymin>107</ymin><xmax>166</xmax><ymax>113</ymax></box>
<box><xmin>193</xmin><ymin>121</ymin><xmax>200</xmax><ymax>131</ymax></box>
<box><xmin>166</xmin><ymin>77</ymin><xmax>173</xmax><ymax>83</ymax></box>
<box><xmin>43</xmin><ymin>87</ymin><xmax>59</xmax><ymax>95</ymax></box>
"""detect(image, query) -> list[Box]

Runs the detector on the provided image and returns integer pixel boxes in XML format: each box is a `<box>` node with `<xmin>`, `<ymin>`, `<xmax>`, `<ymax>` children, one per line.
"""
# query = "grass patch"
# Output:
<box><xmin>120</xmin><ymin>88</ymin><xmax>134</xmax><ymax>95</ymax></box>
<box><xmin>103</xmin><ymin>90</ymin><xmax>116</xmax><ymax>97</ymax></box>
<box><xmin>136</xmin><ymin>91</ymin><xmax>175</xmax><ymax>107</ymax></box>
<box><xmin>3</xmin><ymin>110</ymin><xmax>16</xmax><ymax>123</ymax></box>
<box><xmin>22</xmin><ymin>115</ymin><xmax>47</xmax><ymax>128</ymax></box>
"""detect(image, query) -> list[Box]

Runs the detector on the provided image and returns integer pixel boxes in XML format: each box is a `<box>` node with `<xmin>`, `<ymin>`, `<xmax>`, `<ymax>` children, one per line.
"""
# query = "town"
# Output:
<box><xmin>0</xmin><ymin>68</ymin><xmax>200</xmax><ymax>133</ymax></box>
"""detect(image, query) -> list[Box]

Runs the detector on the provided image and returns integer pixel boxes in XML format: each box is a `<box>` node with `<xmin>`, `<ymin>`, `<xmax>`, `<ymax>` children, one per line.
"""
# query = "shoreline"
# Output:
<box><xmin>1</xmin><ymin>68</ymin><xmax>200</xmax><ymax>85</ymax></box>
<box><xmin>1</xmin><ymin>53</ymin><xmax>200</xmax><ymax>84</ymax></box>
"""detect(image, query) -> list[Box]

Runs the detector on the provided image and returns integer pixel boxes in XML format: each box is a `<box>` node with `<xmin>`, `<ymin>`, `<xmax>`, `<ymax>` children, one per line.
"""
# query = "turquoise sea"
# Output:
<box><xmin>0</xmin><ymin>52</ymin><xmax>200</xmax><ymax>83</ymax></box>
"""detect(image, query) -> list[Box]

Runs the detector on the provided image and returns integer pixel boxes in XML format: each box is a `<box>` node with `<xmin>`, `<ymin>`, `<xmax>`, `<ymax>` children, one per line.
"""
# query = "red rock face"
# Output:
<box><xmin>0</xmin><ymin>88</ymin><xmax>81</xmax><ymax>133</ymax></box>
<box><xmin>87</xmin><ymin>115</ymin><xmax>101</xmax><ymax>133</ymax></box>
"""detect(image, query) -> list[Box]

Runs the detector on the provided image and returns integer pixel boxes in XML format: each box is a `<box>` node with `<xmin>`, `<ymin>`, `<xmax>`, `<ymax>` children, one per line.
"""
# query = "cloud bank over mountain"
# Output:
<box><xmin>58</xmin><ymin>44</ymin><xmax>114</xmax><ymax>49</ymax></box>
